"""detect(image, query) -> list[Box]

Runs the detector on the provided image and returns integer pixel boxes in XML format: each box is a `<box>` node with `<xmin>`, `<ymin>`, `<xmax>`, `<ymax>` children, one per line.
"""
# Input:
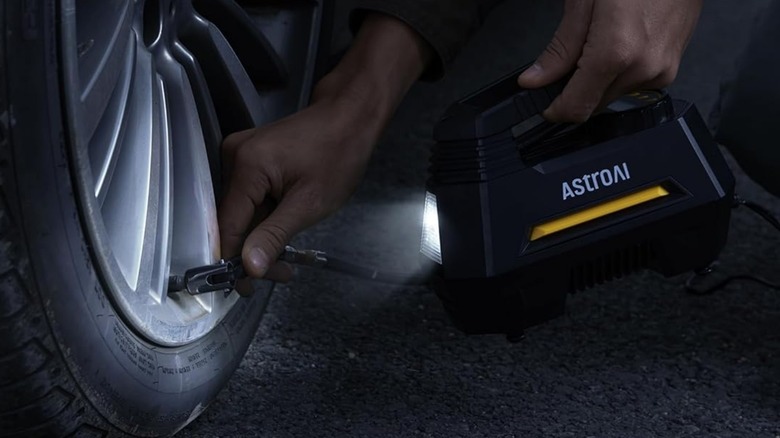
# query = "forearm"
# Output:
<box><xmin>313</xmin><ymin>13</ymin><xmax>433</xmax><ymax>129</ymax></box>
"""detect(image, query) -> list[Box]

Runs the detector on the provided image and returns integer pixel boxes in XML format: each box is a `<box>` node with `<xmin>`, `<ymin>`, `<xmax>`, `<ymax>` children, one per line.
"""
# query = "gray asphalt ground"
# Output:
<box><xmin>182</xmin><ymin>1</ymin><xmax>780</xmax><ymax>436</ymax></box>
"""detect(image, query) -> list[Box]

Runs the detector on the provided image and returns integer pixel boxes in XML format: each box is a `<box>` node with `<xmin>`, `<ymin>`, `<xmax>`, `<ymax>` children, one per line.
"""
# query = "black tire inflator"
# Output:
<box><xmin>424</xmin><ymin>66</ymin><xmax>735</xmax><ymax>340</ymax></box>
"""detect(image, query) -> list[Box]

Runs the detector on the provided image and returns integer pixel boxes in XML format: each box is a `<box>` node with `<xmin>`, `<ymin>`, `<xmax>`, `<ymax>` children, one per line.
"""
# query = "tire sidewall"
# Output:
<box><xmin>7</xmin><ymin>1</ymin><xmax>272</xmax><ymax>435</ymax></box>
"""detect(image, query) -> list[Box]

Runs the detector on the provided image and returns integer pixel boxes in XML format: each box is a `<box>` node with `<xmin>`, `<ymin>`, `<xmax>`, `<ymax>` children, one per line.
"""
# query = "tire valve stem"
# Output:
<box><xmin>167</xmin><ymin>256</ymin><xmax>246</xmax><ymax>296</ymax></box>
<box><xmin>166</xmin><ymin>246</ymin><xmax>324</xmax><ymax>296</ymax></box>
<box><xmin>167</xmin><ymin>274</ymin><xmax>186</xmax><ymax>292</ymax></box>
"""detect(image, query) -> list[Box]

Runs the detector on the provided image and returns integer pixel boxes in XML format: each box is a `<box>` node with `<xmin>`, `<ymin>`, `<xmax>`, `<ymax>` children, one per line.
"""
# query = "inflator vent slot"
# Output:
<box><xmin>569</xmin><ymin>242</ymin><xmax>652</xmax><ymax>292</ymax></box>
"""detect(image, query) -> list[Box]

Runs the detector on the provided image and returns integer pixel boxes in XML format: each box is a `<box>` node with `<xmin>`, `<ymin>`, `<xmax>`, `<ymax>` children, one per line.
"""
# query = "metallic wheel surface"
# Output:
<box><xmin>60</xmin><ymin>0</ymin><xmax>325</xmax><ymax>346</ymax></box>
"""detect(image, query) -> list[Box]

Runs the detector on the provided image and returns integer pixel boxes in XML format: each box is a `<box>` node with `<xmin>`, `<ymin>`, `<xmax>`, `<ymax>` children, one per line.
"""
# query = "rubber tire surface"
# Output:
<box><xmin>0</xmin><ymin>2</ymin><xmax>272</xmax><ymax>436</ymax></box>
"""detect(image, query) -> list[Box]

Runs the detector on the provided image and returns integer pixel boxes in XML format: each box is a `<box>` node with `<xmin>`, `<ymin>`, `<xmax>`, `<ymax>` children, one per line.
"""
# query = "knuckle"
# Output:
<box><xmin>544</xmin><ymin>33</ymin><xmax>571</xmax><ymax>62</ymax></box>
<box><xmin>633</xmin><ymin>58</ymin><xmax>660</xmax><ymax>78</ymax></box>
<box><xmin>633</xmin><ymin>53</ymin><xmax>674</xmax><ymax>81</ymax></box>
<box><xmin>298</xmin><ymin>187</ymin><xmax>332</xmax><ymax>217</ymax></box>
<box><xmin>656</xmin><ymin>62</ymin><xmax>679</xmax><ymax>87</ymax></box>
<box><xmin>223</xmin><ymin>131</ymin><xmax>246</xmax><ymax>152</ymax></box>
<box><xmin>609</xmin><ymin>47</ymin><xmax>635</xmax><ymax>71</ymax></box>
<box><xmin>262</xmin><ymin>223</ymin><xmax>290</xmax><ymax>253</ymax></box>
<box><xmin>638</xmin><ymin>58</ymin><xmax>679</xmax><ymax>88</ymax></box>
<box><xmin>230</xmin><ymin>162</ymin><xmax>271</xmax><ymax>200</ymax></box>
<box><xmin>234</xmin><ymin>145</ymin><xmax>256</xmax><ymax>165</ymax></box>
<box><xmin>600</xmin><ymin>33</ymin><xmax>640</xmax><ymax>71</ymax></box>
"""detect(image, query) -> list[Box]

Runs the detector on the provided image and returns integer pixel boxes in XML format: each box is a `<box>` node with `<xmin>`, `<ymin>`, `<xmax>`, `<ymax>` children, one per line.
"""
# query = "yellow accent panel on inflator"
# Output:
<box><xmin>530</xmin><ymin>185</ymin><xmax>670</xmax><ymax>241</ymax></box>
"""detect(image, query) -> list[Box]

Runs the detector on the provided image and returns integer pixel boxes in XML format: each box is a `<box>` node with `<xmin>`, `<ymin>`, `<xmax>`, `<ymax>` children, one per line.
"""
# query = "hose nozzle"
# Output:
<box><xmin>279</xmin><ymin>245</ymin><xmax>328</xmax><ymax>268</ymax></box>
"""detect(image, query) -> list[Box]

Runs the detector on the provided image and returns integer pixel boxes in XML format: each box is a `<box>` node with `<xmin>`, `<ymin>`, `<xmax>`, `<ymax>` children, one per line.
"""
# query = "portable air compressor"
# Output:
<box><xmin>422</xmin><ymin>66</ymin><xmax>735</xmax><ymax>340</ymax></box>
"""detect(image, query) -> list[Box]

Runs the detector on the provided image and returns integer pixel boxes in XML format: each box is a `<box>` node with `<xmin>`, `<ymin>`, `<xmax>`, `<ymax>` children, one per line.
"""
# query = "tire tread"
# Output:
<box><xmin>0</xmin><ymin>339</ymin><xmax>51</xmax><ymax>387</ymax></box>
<box><xmin>0</xmin><ymin>66</ymin><xmax>110</xmax><ymax>438</ymax></box>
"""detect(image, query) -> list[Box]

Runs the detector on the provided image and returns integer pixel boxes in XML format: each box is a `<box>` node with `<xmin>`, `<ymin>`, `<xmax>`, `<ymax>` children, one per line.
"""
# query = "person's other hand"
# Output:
<box><xmin>518</xmin><ymin>0</ymin><xmax>703</xmax><ymax>123</ymax></box>
<box><xmin>218</xmin><ymin>14</ymin><xmax>431</xmax><ymax>283</ymax></box>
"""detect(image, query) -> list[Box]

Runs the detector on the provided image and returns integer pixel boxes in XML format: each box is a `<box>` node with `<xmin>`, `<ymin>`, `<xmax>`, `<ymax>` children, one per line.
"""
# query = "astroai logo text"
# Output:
<box><xmin>562</xmin><ymin>162</ymin><xmax>631</xmax><ymax>201</ymax></box>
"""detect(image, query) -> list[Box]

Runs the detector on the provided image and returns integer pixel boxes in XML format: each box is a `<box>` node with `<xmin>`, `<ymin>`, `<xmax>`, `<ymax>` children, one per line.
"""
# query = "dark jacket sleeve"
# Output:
<box><xmin>349</xmin><ymin>0</ymin><xmax>504</xmax><ymax>80</ymax></box>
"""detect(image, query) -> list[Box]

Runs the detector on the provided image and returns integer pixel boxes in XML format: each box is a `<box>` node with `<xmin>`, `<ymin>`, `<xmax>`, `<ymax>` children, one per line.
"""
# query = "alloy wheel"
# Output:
<box><xmin>59</xmin><ymin>0</ymin><xmax>326</xmax><ymax>346</ymax></box>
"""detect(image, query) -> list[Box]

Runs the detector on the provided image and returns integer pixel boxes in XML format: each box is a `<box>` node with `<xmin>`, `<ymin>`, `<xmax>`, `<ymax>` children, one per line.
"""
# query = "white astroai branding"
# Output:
<box><xmin>562</xmin><ymin>162</ymin><xmax>631</xmax><ymax>201</ymax></box>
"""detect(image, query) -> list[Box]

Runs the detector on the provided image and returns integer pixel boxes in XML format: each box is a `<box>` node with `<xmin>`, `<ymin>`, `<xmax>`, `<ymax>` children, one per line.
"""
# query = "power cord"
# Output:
<box><xmin>684</xmin><ymin>194</ymin><xmax>780</xmax><ymax>295</ymax></box>
<box><xmin>735</xmin><ymin>195</ymin><xmax>780</xmax><ymax>231</ymax></box>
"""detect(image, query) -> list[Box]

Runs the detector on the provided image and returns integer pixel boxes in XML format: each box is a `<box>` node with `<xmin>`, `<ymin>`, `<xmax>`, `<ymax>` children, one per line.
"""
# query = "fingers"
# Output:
<box><xmin>219</xmin><ymin>133</ymin><xmax>254</xmax><ymax>243</ymax></box>
<box><xmin>571</xmin><ymin>45</ymin><xmax>683</xmax><ymax>119</ymax></box>
<box><xmin>543</xmin><ymin>60</ymin><xmax>621</xmax><ymax>123</ymax></box>
<box><xmin>235</xmin><ymin>262</ymin><xmax>295</xmax><ymax>297</ymax></box>
<box><xmin>234</xmin><ymin>261</ymin><xmax>294</xmax><ymax>297</ymax></box>
<box><xmin>221</xmin><ymin>129</ymin><xmax>254</xmax><ymax>191</ymax></box>
<box><xmin>220</xmin><ymin>185</ymin><xmax>296</xmax><ymax>286</ymax></box>
<box><xmin>543</xmin><ymin>0</ymin><xmax>640</xmax><ymax>123</ymax></box>
<box><xmin>218</xmin><ymin>182</ymin><xmax>262</xmax><ymax>260</ymax></box>
<box><xmin>517</xmin><ymin>0</ymin><xmax>594</xmax><ymax>88</ymax></box>
<box><xmin>264</xmin><ymin>262</ymin><xmax>294</xmax><ymax>283</ymax></box>
<box><xmin>594</xmin><ymin>62</ymin><xmax>679</xmax><ymax>112</ymax></box>
<box><xmin>219</xmin><ymin>130</ymin><xmax>275</xmax><ymax>260</ymax></box>
<box><xmin>241</xmin><ymin>191</ymin><xmax>318</xmax><ymax>278</ymax></box>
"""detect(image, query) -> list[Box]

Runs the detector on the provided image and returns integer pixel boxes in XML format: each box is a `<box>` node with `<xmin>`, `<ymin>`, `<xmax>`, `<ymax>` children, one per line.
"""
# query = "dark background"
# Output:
<box><xmin>182</xmin><ymin>1</ymin><xmax>780</xmax><ymax>436</ymax></box>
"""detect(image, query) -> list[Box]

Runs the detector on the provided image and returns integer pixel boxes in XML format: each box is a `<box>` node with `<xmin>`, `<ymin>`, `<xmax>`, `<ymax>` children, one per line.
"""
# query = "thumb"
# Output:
<box><xmin>240</xmin><ymin>192</ymin><xmax>316</xmax><ymax>278</ymax></box>
<box><xmin>518</xmin><ymin>0</ymin><xmax>594</xmax><ymax>88</ymax></box>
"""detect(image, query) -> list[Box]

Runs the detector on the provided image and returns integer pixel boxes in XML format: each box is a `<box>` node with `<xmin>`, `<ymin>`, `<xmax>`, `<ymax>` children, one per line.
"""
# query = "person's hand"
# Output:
<box><xmin>219</xmin><ymin>94</ymin><xmax>378</xmax><ymax>282</ymax></box>
<box><xmin>518</xmin><ymin>0</ymin><xmax>703</xmax><ymax>123</ymax></box>
<box><xmin>218</xmin><ymin>14</ymin><xmax>431</xmax><ymax>283</ymax></box>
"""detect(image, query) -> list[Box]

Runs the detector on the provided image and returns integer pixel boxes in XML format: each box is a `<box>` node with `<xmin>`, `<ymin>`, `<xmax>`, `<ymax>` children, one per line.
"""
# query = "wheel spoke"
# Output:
<box><xmin>154</xmin><ymin>57</ymin><xmax>220</xmax><ymax>287</ymax></box>
<box><xmin>76</xmin><ymin>0</ymin><xmax>134</xmax><ymax>142</ymax></box>
<box><xmin>89</xmin><ymin>33</ymin><xmax>135</xmax><ymax>197</ymax></box>
<box><xmin>178</xmin><ymin>8</ymin><xmax>268</xmax><ymax>134</ymax></box>
<box><xmin>171</xmin><ymin>42</ymin><xmax>223</xmax><ymax>193</ymax></box>
<box><xmin>149</xmin><ymin>74</ymin><xmax>174</xmax><ymax>304</ymax></box>
<box><xmin>129</xmin><ymin>72</ymin><xmax>169</xmax><ymax>298</ymax></box>
<box><xmin>239</xmin><ymin>0</ymin><xmax>324</xmax><ymax>114</ymax></box>
<box><xmin>192</xmin><ymin>0</ymin><xmax>287</xmax><ymax>87</ymax></box>
<box><xmin>100</xmin><ymin>36</ymin><xmax>156</xmax><ymax>290</ymax></box>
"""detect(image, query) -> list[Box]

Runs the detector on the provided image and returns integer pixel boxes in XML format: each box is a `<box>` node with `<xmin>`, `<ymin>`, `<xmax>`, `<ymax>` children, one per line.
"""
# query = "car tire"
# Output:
<box><xmin>0</xmin><ymin>1</ymin><xmax>331</xmax><ymax>436</ymax></box>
